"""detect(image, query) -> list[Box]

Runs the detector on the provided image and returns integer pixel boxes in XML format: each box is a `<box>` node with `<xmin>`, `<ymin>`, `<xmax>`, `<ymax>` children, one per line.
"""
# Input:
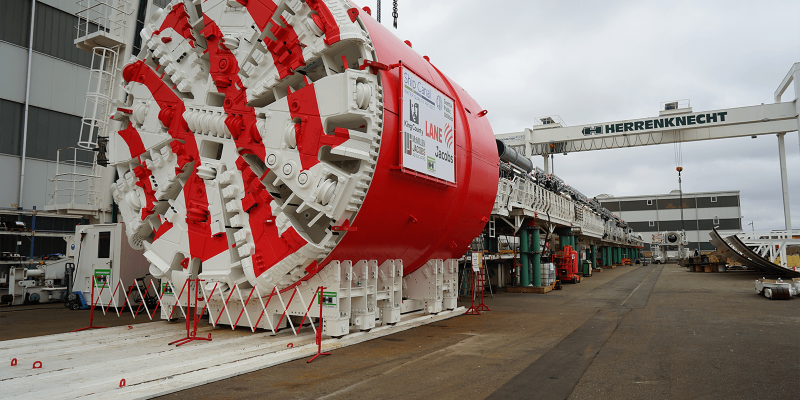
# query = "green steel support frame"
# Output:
<box><xmin>520</xmin><ymin>227</ymin><xmax>530</xmax><ymax>286</ymax></box>
<box><xmin>533</xmin><ymin>228</ymin><xmax>541</xmax><ymax>287</ymax></box>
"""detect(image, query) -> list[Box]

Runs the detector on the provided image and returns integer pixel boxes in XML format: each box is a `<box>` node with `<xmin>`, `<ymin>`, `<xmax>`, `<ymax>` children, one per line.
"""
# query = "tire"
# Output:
<box><xmin>764</xmin><ymin>288</ymin><xmax>773</xmax><ymax>299</ymax></box>
<box><xmin>69</xmin><ymin>301</ymin><xmax>81</xmax><ymax>310</ymax></box>
<box><xmin>772</xmin><ymin>287</ymin><xmax>791</xmax><ymax>300</ymax></box>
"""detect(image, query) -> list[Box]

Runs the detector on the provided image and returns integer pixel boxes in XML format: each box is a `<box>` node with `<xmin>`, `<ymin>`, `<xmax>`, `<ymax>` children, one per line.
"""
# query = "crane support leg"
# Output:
<box><xmin>777</xmin><ymin>133</ymin><xmax>792</xmax><ymax>232</ymax></box>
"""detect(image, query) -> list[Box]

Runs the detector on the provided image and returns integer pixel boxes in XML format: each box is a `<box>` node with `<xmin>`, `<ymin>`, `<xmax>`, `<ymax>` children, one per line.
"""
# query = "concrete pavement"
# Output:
<box><xmin>3</xmin><ymin>264</ymin><xmax>797</xmax><ymax>399</ymax></box>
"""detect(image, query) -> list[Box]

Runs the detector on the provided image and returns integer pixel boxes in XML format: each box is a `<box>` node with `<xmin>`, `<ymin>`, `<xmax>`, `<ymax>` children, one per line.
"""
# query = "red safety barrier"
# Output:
<box><xmin>132</xmin><ymin>279</ymin><xmax>155</xmax><ymax>318</ymax></box>
<box><xmin>297</xmin><ymin>286</ymin><xmax>323</xmax><ymax>334</ymax></box>
<box><xmin>275</xmin><ymin>288</ymin><xmax>298</xmax><ymax>332</ymax></box>
<box><xmin>119</xmin><ymin>379</ymin><xmax>126</xmax><ymax>388</ymax></box>
<box><xmin>11</xmin><ymin>358</ymin><xmax>17</xmax><ymax>366</ymax></box>
<box><xmin>252</xmin><ymin>287</ymin><xmax>278</xmax><ymax>331</ymax></box>
<box><xmin>169</xmin><ymin>278</ymin><xmax>212</xmax><ymax>347</ymax></box>
<box><xmin>72</xmin><ymin>276</ymin><xmax>108</xmax><ymax>331</ymax></box>
<box><xmin>168</xmin><ymin>280</ymin><xmax>189</xmax><ymax>320</ymax></box>
<box><xmin>32</xmin><ymin>361</ymin><xmax>42</xmax><ymax>369</ymax></box>
<box><xmin>232</xmin><ymin>286</ymin><xmax>257</xmax><ymax>330</ymax></box>
<box><xmin>100</xmin><ymin>277</ymin><xmax>176</xmax><ymax>322</ymax></box>
<box><xmin>75</xmin><ymin>273</ymin><xmax>326</xmax><ymax>348</ymax></box>
<box><xmin>475</xmin><ymin>269</ymin><xmax>491</xmax><ymax>312</ymax></box>
<box><xmin>204</xmin><ymin>283</ymin><xmax>318</xmax><ymax>336</ymax></box>
<box><xmin>464</xmin><ymin>269</ymin><xmax>481</xmax><ymax>315</ymax></box>
<box><xmin>308</xmin><ymin>286</ymin><xmax>331</xmax><ymax>363</ymax></box>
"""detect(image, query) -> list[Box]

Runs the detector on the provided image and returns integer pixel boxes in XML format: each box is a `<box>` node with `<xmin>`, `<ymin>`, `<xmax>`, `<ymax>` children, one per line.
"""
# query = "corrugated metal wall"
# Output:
<box><xmin>0</xmin><ymin>0</ymin><xmax>92</xmax><ymax>67</ymax></box>
<box><xmin>26</xmin><ymin>106</ymin><xmax>90</xmax><ymax>161</ymax></box>
<box><xmin>0</xmin><ymin>1</ymin><xmax>95</xmax><ymax>162</ymax></box>
<box><xmin>33</xmin><ymin>1</ymin><xmax>93</xmax><ymax>67</ymax></box>
<box><xmin>0</xmin><ymin>98</ymin><xmax>89</xmax><ymax>162</ymax></box>
<box><xmin>0</xmin><ymin>99</ymin><xmax>25</xmax><ymax>156</ymax></box>
<box><xmin>0</xmin><ymin>0</ymin><xmax>33</xmax><ymax>47</ymax></box>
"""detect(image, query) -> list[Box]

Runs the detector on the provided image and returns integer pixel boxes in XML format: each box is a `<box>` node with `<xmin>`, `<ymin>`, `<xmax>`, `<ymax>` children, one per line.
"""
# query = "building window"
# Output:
<box><xmin>649</xmin><ymin>221</ymin><xmax>655</xmax><ymax>227</ymax></box>
<box><xmin>97</xmin><ymin>231</ymin><xmax>111</xmax><ymax>259</ymax></box>
<box><xmin>646</xmin><ymin>199</ymin><xmax>653</xmax><ymax>206</ymax></box>
<box><xmin>710</xmin><ymin>196</ymin><xmax>717</xmax><ymax>202</ymax></box>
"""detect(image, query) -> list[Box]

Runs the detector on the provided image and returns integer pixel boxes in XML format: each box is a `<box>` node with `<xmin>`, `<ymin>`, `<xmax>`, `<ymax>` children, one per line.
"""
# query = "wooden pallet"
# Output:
<box><xmin>507</xmin><ymin>286</ymin><xmax>552</xmax><ymax>294</ymax></box>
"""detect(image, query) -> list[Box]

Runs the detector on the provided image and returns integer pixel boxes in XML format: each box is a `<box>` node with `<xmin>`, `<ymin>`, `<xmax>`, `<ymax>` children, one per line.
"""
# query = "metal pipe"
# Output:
<box><xmin>496</xmin><ymin>140</ymin><xmax>533</xmax><ymax>173</ymax></box>
<box><xmin>18</xmin><ymin>0</ymin><xmax>37</xmax><ymax>208</ymax></box>
<box><xmin>542</xmin><ymin>154</ymin><xmax>549</xmax><ymax>175</ymax></box>
<box><xmin>777</xmin><ymin>133</ymin><xmax>792</xmax><ymax>232</ymax></box>
<box><xmin>29</xmin><ymin>206</ymin><xmax>36</xmax><ymax>260</ymax></box>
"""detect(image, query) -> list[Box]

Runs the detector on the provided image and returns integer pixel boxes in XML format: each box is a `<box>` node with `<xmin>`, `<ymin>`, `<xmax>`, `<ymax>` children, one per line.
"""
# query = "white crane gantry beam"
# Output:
<box><xmin>496</xmin><ymin>101</ymin><xmax>797</xmax><ymax>156</ymax></box>
<box><xmin>497</xmin><ymin>62</ymin><xmax>800</xmax><ymax>232</ymax></box>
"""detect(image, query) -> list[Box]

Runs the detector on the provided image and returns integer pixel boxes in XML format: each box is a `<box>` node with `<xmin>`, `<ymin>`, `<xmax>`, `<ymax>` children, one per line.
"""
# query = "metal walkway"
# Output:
<box><xmin>1</xmin><ymin>308</ymin><xmax>465</xmax><ymax>399</ymax></box>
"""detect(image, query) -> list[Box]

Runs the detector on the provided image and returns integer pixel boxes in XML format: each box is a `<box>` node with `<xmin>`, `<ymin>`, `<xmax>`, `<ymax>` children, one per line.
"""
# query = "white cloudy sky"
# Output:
<box><xmin>365</xmin><ymin>0</ymin><xmax>800</xmax><ymax>231</ymax></box>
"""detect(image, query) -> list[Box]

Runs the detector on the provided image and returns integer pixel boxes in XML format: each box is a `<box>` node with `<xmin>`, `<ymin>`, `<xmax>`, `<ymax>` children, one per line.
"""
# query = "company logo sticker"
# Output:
<box><xmin>444</xmin><ymin>123</ymin><xmax>453</xmax><ymax>149</ymax></box>
<box><xmin>582</xmin><ymin>126</ymin><xmax>602</xmax><ymax>136</ymax></box>
<box><xmin>409</xmin><ymin>100</ymin><xmax>419</xmax><ymax>124</ymax></box>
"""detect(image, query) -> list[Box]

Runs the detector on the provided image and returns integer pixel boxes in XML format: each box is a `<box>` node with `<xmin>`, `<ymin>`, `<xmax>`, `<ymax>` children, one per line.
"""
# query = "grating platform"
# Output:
<box><xmin>1</xmin><ymin>307</ymin><xmax>465</xmax><ymax>399</ymax></box>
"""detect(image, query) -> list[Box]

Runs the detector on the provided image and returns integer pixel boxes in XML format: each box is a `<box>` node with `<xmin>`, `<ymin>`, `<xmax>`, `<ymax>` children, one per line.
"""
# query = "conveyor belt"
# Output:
<box><xmin>710</xmin><ymin>228</ymin><xmax>800</xmax><ymax>277</ymax></box>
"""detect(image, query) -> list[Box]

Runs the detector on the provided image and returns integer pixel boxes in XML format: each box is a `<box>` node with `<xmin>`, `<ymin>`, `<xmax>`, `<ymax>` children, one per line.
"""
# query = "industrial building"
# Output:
<box><xmin>0</xmin><ymin>0</ymin><xmax>98</xmax><ymax>257</ymax></box>
<box><xmin>0</xmin><ymin>0</ymin><xmax>172</xmax><ymax>257</ymax></box>
<box><xmin>596</xmin><ymin>190</ymin><xmax>742</xmax><ymax>252</ymax></box>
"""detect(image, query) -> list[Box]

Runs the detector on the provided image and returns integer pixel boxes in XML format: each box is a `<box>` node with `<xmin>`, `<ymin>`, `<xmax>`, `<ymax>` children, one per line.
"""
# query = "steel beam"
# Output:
<box><xmin>777</xmin><ymin>133</ymin><xmax>792</xmax><ymax>231</ymax></box>
<box><xmin>498</xmin><ymin>102</ymin><xmax>797</xmax><ymax>156</ymax></box>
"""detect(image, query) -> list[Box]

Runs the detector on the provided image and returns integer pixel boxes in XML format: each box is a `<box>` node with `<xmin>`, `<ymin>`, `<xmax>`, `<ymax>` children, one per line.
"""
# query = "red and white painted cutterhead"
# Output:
<box><xmin>110</xmin><ymin>0</ymin><xmax>498</xmax><ymax>298</ymax></box>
